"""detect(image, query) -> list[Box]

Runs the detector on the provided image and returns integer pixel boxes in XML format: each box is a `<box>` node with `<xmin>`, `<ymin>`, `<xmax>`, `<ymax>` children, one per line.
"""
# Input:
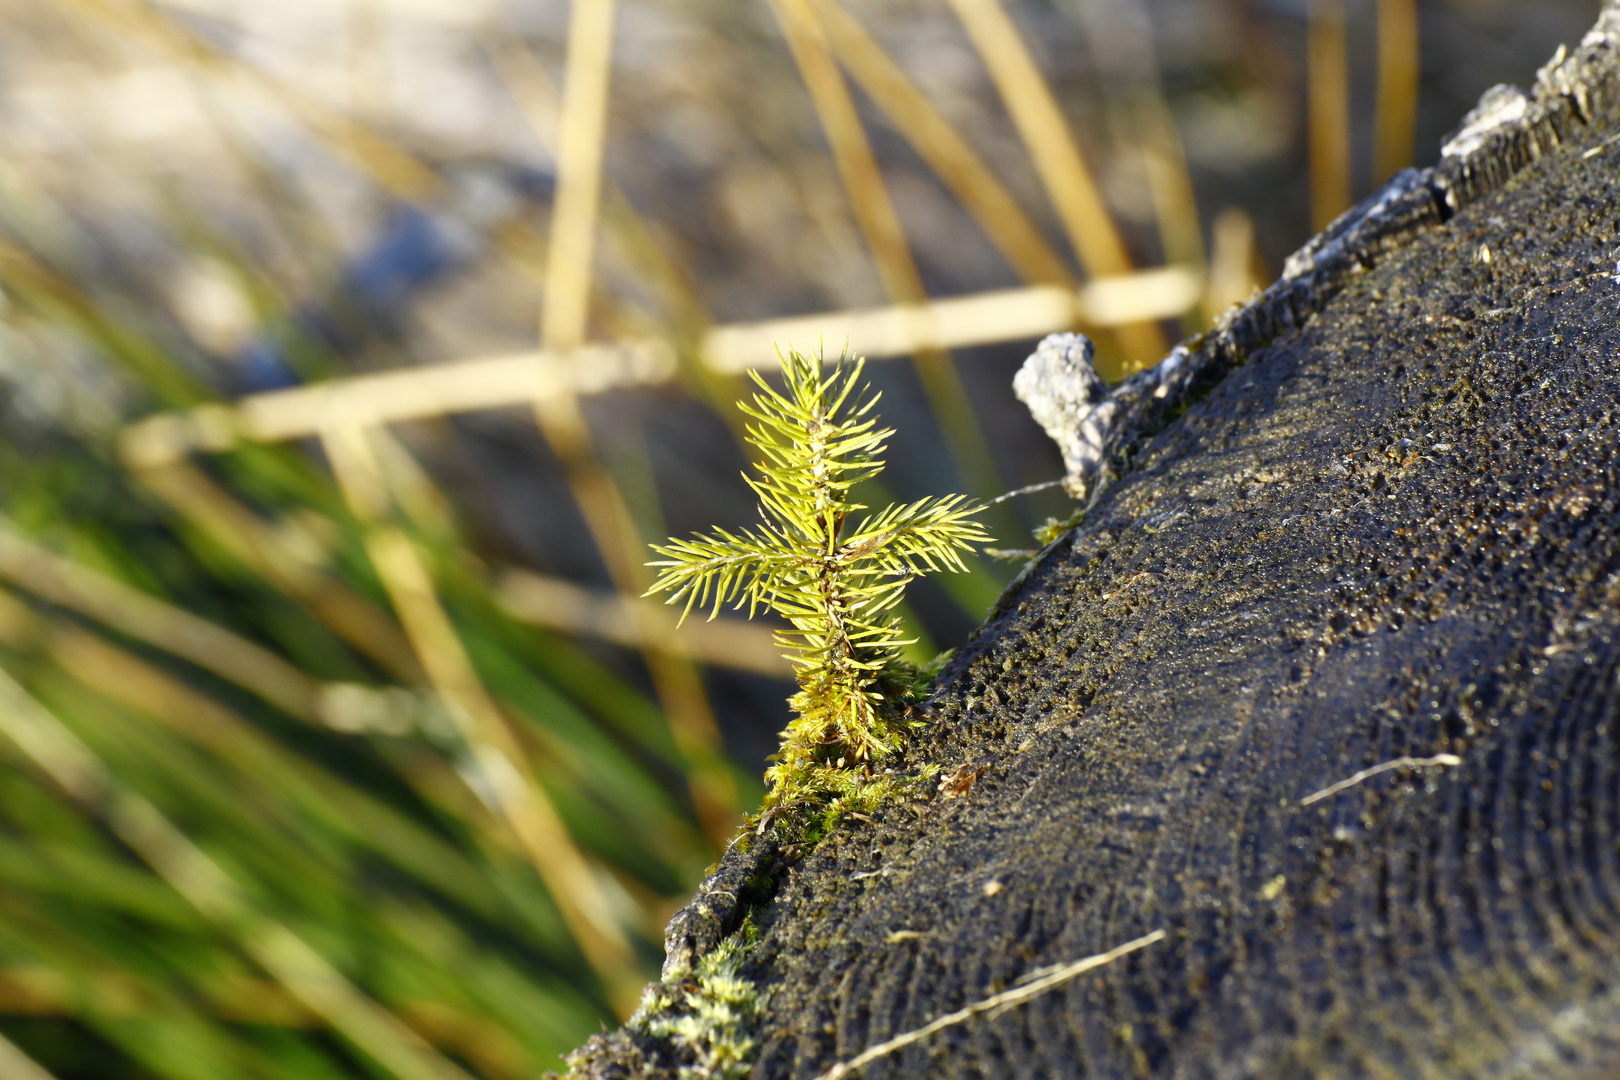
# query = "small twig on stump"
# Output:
<box><xmin>811</xmin><ymin>928</ymin><xmax>1167</xmax><ymax>1080</ymax></box>
<box><xmin>1298</xmin><ymin>753</ymin><xmax>1463</xmax><ymax>807</ymax></box>
<box><xmin>987</xmin><ymin>478</ymin><xmax>1066</xmax><ymax>506</ymax></box>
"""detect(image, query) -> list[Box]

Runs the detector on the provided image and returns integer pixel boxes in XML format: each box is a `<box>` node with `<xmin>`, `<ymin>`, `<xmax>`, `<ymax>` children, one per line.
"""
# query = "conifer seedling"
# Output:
<box><xmin>646</xmin><ymin>347</ymin><xmax>990</xmax><ymax>828</ymax></box>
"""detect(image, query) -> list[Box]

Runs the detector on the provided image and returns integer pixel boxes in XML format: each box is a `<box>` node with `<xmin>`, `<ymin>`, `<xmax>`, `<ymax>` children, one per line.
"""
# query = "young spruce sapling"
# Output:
<box><xmin>646</xmin><ymin>347</ymin><xmax>990</xmax><ymax>830</ymax></box>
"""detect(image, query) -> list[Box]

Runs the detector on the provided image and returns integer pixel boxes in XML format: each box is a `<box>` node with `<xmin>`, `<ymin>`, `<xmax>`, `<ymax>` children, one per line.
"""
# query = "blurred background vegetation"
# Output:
<box><xmin>0</xmin><ymin>0</ymin><xmax>1596</xmax><ymax>1075</ymax></box>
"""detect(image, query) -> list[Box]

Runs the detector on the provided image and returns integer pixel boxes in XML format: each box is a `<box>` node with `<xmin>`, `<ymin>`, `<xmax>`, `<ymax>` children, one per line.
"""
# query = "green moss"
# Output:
<box><xmin>634</xmin><ymin>923</ymin><xmax>764</xmax><ymax>1080</ymax></box>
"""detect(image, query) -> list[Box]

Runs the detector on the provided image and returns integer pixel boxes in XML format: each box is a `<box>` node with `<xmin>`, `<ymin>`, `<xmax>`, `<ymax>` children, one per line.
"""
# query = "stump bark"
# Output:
<box><xmin>575</xmin><ymin>5</ymin><xmax>1620</xmax><ymax>1076</ymax></box>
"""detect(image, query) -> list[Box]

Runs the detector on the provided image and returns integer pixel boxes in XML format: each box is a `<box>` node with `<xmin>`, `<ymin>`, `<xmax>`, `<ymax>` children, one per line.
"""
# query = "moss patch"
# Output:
<box><xmin>565</xmin><ymin>922</ymin><xmax>765</xmax><ymax>1080</ymax></box>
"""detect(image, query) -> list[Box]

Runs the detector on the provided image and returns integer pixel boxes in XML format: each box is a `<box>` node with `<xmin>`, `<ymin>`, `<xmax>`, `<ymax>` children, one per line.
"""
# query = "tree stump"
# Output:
<box><xmin>574</xmin><ymin>5</ymin><xmax>1620</xmax><ymax>1076</ymax></box>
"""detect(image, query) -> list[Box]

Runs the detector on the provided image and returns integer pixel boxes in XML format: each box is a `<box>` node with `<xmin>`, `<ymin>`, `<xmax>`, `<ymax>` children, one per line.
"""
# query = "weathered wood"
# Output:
<box><xmin>574</xmin><ymin>5</ymin><xmax>1620</xmax><ymax>1076</ymax></box>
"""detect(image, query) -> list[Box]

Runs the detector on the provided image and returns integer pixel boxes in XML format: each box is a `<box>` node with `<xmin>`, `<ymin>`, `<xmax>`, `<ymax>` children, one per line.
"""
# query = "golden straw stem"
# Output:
<box><xmin>530</xmin><ymin>394</ymin><xmax>741</xmax><ymax>844</ymax></box>
<box><xmin>809</xmin><ymin>0</ymin><xmax>1073</xmax><ymax>288</ymax></box>
<box><xmin>112</xmin><ymin>265</ymin><xmax>1205</xmax><ymax>453</ymax></box>
<box><xmin>942</xmin><ymin>0</ymin><xmax>1164</xmax><ymax>373</ymax></box>
<box><xmin>495</xmin><ymin>569</ymin><xmax>791</xmax><ymax>678</ymax></box>
<box><xmin>542</xmin><ymin>0</ymin><xmax>619</xmax><ymax>351</ymax></box>
<box><xmin>1203</xmin><ymin>207</ymin><xmax>1259</xmax><ymax>322</ymax></box>
<box><xmin>507</xmin><ymin>10</ymin><xmax>738</xmax><ymax>842</ymax></box>
<box><xmin>489</xmin><ymin>37</ymin><xmax>713</xmax><ymax>345</ymax></box>
<box><xmin>1137</xmin><ymin>105</ymin><xmax>1205</xmax><ymax>276</ymax></box>
<box><xmin>0</xmin><ymin>664</ymin><xmax>478</xmax><ymax>1080</ymax></box>
<box><xmin>1308</xmin><ymin>0</ymin><xmax>1353</xmax><ymax>231</ymax></box>
<box><xmin>703</xmin><ymin>272</ymin><xmax>1199</xmax><ymax>369</ymax></box>
<box><xmin>770</xmin><ymin>0</ymin><xmax>1006</xmax><ymax>502</ymax></box>
<box><xmin>0</xmin><ymin>1031</ymin><xmax>60</xmax><ymax>1080</ymax></box>
<box><xmin>1069</xmin><ymin>0</ymin><xmax>1204</xmax><ymax>287</ymax></box>
<box><xmin>320</xmin><ymin>424</ymin><xmax>640</xmax><ymax>1014</ymax></box>
<box><xmin>771</xmin><ymin>0</ymin><xmax>916</xmax><ymax>307</ymax></box>
<box><xmin>1373</xmin><ymin>0</ymin><xmax>1419</xmax><ymax>184</ymax></box>
<box><xmin>943</xmin><ymin>0</ymin><xmax>1126</xmax><ymax>275</ymax></box>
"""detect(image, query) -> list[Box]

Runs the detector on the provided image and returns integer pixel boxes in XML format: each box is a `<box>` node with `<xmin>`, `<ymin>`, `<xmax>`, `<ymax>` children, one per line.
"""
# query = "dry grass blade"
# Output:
<box><xmin>117</xmin><ymin>345</ymin><xmax>677</xmax><ymax>456</ymax></box>
<box><xmin>0</xmin><ymin>1031</ymin><xmax>59</xmax><ymax>1080</ymax></box>
<box><xmin>810</xmin><ymin>0</ymin><xmax>1073</xmax><ymax>288</ymax></box>
<box><xmin>1070</xmin><ymin>0</ymin><xmax>1204</xmax><ymax>279</ymax></box>
<box><xmin>487</xmin><ymin>35</ymin><xmax>563</xmax><ymax>153</ymax></box>
<box><xmin>529</xmin><ymin>392</ymin><xmax>741</xmax><ymax>846</ymax></box>
<box><xmin>944</xmin><ymin>0</ymin><xmax>1127</xmax><ymax>277</ymax></box>
<box><xmin>0</xmin><ymin>662</ymin><xmax>479</xmax><ymax>1080</ymax></box>
<box><xmin>1204</xmin><ymin>207</ymin><xmax>1260</xmax><ymax>320</ymax></box>
<box><xmin>116</xmin><ymin>259</ymin><xmax>1188</xmax><ymax>463</ymax></box>
<box><xmin>942</xmin><ymin>0</ymin><xmax>1165</xmax><ymax>371</ymax></box>
<box><xmin>1308</xmin><ymin>0</ymin><xmax>1352</xmax><ymax>230</ymax></box>
<box><xmin>0</xmin><ymin>519</ymin><xmax>321</xmax><ymax>720</ymax></box>
<box><xmin>704</xmin><ymin>272</ymin><xmax>1201</xmax><ymax>371</ymax></box>
<box><xmin>489</xmin><ymin>36</ymin><xmax>714</xmax><ymax>343</ymax></box>
<box><xmin>1138</xmin><ymin>112</ymin><xmax>1205</xmax><ymax>287</ymax></box>
<box><xmin>319</xmin><ymin>423</ymin><xmax>641</xmax><ymax>1013</ymax></box>
<box><xmin>1374</xmin><ymin>0</ymin><xmax>1420</xmax><ymax>183</ymax></box>
<box><xmin>1080</xmin><ymin>267</ymin><xmax>1204</xmax><ymax>326</ymax></box>
<box><xmin>495</xmin><ymin>569</ymin><xmax>791</xmax><ymax>678</ymax></box>
<box><xmin>534</xmin><ymin>207</ymin><xmax>741</xmax><ymax>838</ymax></box>
<box><xmin>543</xmin><ymin>0</ymin><xmax>619</xmax><ymax>351</ymax></box>
<box><xmin>770</xmin><ymin>0</ymin><xmax>1005</xmax><ymax>502</ymax></box>
<box><xmin>364</xmin><ymin>426</ymin><xmax>460</xmax><ymax>541</ymax></box>
<box><xmin>770</xmin><ymin>0</ymin><xmax>926</xmax><ymax>314</ymax></box>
